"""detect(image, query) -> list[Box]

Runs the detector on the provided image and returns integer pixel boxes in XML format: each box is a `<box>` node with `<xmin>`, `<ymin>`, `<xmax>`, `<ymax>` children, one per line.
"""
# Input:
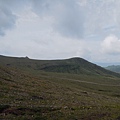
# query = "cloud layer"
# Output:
<box><xmin>0</xmin><ymin>5</ymin><xmax>16</xmax><ymax>36</ymax></box>
<box><xmin>101</xmin><ymin>35</ymin><xmax>120</xmax><ymax>54</ymax></box>
<box><xmin>1</xmin><ymin>0</ymin><xmax>120</xmax><ymax>63</ymax></box>
<box><xmin>1</xmin><ymin>0</ymin><xmax>120</xmax><ymax>38</ymax></box>
<box><xmin>32</xmin><ymin>0</ymin><xmax>84</xmax><ymax>39</ymax></box>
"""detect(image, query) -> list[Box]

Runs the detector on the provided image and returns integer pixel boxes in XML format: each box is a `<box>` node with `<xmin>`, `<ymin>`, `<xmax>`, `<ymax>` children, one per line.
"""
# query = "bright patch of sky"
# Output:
<box><xmin>0</xmin><ymin>0</ymin><xmax>120</xmax><ymax>64</ymax></box>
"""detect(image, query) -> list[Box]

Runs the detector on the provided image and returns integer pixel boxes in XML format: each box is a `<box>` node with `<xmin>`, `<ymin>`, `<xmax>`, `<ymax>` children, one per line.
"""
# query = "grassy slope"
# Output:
<box><xmin>0</xmin><ymin>55</ymin><xmax>120</xmax><ymax>119</ymax></box>
<box><xmin>0</xmin><ymin>55</ymin><xmax>120</xmax><ymax>77</ymax></box>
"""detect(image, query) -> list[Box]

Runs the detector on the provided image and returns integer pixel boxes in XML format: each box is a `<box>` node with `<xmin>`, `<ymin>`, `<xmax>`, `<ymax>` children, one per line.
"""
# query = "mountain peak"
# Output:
<box><xmin>0</xmin><ymin>55</ymin><xmax>120</xmax><ymax>77</ymax></box>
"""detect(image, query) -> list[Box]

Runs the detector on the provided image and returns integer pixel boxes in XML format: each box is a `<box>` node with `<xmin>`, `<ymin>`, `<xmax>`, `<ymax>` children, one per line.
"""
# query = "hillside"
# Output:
<box><xmin>0</xmin><ymin>55</ymin><xmax>120</xmax><ymax>77</ymax></box>
<box><xmin>105</xmin><ymin>65</ymin><xmax>120</xmax><ymax>73</ymax></box>
<box><xmin>0</xmin><ymin>55</ymin><xmax>120</xmax><ymax>120</ymax></box>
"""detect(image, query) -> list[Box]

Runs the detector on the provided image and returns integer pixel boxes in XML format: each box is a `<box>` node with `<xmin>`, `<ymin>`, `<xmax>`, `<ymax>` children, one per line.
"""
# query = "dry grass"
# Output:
<box><xmin>0</xmin><ymin>66</ymin><xmax>120</xmax><ymax>120</ymax></box>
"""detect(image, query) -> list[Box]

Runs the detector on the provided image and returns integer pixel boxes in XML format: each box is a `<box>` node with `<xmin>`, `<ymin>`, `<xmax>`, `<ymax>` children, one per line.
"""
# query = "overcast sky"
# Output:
<box><xmin>0</xmin><ymin>0</ymin><xmax>120</xmax><ymax>64</ymax></box>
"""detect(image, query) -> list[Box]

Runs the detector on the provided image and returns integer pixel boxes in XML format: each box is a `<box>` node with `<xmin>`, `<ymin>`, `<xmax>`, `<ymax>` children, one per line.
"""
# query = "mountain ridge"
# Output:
<box><xmin>0</xmin><ymin>55</ymin><xmax>120</xmax><ymax>77</ymax></box>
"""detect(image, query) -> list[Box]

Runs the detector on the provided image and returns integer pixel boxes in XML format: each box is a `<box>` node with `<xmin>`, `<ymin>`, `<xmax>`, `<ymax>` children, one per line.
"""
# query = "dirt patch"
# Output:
<box><xmin>0</xmin><ymin>105</ymin><xmax>10</xmax><ymax>113</ymax></box>
<box><xmin>116</xmin><ymin>116</ymin><xmax>120</xmax><ymax>120</ymax></box>
<box><xmin>83</xmin><ymin>113</ymin><xmax>108</xmax><ymax>120</ymax></box>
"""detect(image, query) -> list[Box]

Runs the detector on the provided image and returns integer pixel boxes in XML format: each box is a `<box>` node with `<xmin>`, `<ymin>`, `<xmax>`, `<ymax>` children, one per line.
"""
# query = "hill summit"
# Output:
<box><xmin>0</xmin><ymin>55</ymin><xmax>119</xmax><ymax>77</ymax></box>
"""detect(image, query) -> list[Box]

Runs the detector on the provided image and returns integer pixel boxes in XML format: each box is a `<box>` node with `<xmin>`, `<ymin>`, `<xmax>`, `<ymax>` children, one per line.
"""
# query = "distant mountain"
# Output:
<box><xmin>95</xmin><ymin>62</ymin><xmax>120</xmax><ymax>67</ymax></box>
<box><xmin>105</xmin><ymin>65</ymin><xmax>120</xmax><ymax>73</ymax></box>
<box><xmin>0</xmin><ymin>55</ymin><xmax>120</xmax><ymax>77</ymax></box>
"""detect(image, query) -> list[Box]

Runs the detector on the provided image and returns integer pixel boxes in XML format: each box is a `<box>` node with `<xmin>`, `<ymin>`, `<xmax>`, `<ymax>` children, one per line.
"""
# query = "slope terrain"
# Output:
<box><xmin>0</xmin><ymin>55</ymin><xmax>120</xmax><ymax>77</ymax></box>
<box><xmin>0</xmin><ymin>55</ymin><xmax>120</xmax><ymax>120</ymax></box>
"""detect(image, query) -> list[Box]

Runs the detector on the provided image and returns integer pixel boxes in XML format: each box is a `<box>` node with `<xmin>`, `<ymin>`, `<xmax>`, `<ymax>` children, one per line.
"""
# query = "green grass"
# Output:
<box><xmin>0</xmin><ymin>55</ymin><xmax>120</xmax><ymax>119</ymax></box>
<box><xmin>0</xmin><ymin>55</ymin><xmax>120</xmax><ymax>77</ymax></box>
<box><xmin>0</xmin><ymin>67</ymin><xmax>120</xmax><ymax>120</ymax></box>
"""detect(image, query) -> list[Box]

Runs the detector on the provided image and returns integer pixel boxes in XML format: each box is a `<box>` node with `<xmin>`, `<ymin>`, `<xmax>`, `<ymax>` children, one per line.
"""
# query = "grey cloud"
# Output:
<box><xmin>30</xmin><ymin>0</ymin><xmax>120</xmax><ymax>39</ymax></box>
<box><xmin>1</xmin><ymin>0</ymin><xmax>120</xmax><ymax>39</ymax></box>
<box><xmin>32</xmin><ymin>0</ymin><xmax>84</xmax><ymax>39</ymax></box>
<box><xmin>0</xmin><ymin>0</ymin><xmax>31</xmax><ymax>36</ymax></box>
<box><xmin>53</xmin><ymin>0</ymin><xmax>84</xmax><ymax>39</ymax></box>
<box><xmin>31</xmin><ymin>0</ymin><xmax>53</xmax><ymax>16</ymax></box>
<box><xmin>0</xmin><ymin>5</ymin><xmax>16</xmax><ymax>36</ymax></box>
<box><xmin>0</xmin><ymin>0</ymin><xmax>30</xmax><ymax>9</ymax></box>
<box><xmin>84</xmin><ymin>0</ymin><xmax>120</xmax><ymax>37</ymax></box>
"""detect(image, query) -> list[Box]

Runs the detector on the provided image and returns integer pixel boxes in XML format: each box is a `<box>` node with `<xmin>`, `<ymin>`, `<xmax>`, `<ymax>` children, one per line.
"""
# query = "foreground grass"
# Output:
<box><xmin>0</xmin><ymin>66</ymin><xmax>120</xmax><ymax>120</ymax></box>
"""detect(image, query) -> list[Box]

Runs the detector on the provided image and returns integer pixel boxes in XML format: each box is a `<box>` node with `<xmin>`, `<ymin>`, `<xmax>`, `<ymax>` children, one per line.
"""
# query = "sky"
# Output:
<box><xmin>1</xmin><ymin>0</ymin><xmax>120</xmax><ymax>65</ymax></box>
